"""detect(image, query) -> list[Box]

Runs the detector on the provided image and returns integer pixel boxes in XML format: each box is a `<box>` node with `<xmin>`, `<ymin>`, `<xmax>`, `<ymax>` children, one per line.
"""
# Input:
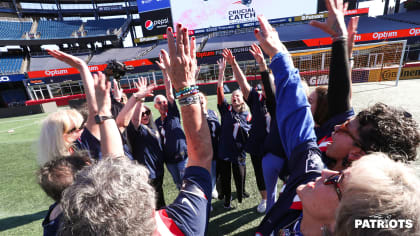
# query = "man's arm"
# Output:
<box><xmin>161</xmin><ymin>25</ymin><xmax>212</xmax><ymax>172</ymax></box>
<box><xmin>93</xmin><ymin>72</ymin><xmax>124</xmax><ymax>157</ymax></box>
<box><xmin>47</xmin><ymin>49</ymin><xmax>100</xmax><ymax>140</ymax></box>
<box><xmin>115</xmin><ymin>77</ymin><xmax>155</xmax><ymax>132</ymax></box>
<box><xmin>157</xmin><ymin>54</ymin><xmax>175</xmax><ymax>105</ymax></box>
<box><xmin>222</xmin><ymin>49</ymin><xmax>251</xmax><ymax>100</ymax></box>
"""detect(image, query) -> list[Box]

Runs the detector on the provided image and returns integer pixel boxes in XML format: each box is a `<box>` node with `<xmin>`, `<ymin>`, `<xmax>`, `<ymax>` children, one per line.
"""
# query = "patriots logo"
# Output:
<box><xmin>305</xmin><ymin>151</ymin><xmax>323</xmax><ymax>173</ymax></box>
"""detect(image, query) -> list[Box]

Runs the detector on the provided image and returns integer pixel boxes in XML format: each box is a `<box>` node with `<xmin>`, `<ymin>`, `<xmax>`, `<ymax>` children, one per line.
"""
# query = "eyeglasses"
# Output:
<box><xmin>66</xmin><ymin>121</ymin><xmax>85</xmax><ymax>134</ymax></box>
<box><xmin>336</xmin><ymin>120</ymin><xmax>362</xmax><ymax>148</ymax></box>
<box><xmin>324</xmin><ymin>171</ymin><xmax>344</xmax><ymax>200</ymax></box>
<box><xmin>142</xmin><ymin>110</ymin><xmax>151</xmax><ymax>117</ymax></box>
<box><xmin>156</xmin><ymin>101</ymin><xmax>166</xmax><ymax>105</ymax></box>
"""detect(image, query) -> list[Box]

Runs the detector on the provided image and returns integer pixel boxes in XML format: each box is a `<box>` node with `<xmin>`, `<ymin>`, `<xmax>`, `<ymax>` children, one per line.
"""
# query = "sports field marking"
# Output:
<box><xmin>0</xmin><ymin>116</ymin><xmax>45</xmax><ymax>124</ymax></box>
<box><xmin>0</xmin><ymin>121</ymin><xmax>40</xmax><ymax>133</ymax></box>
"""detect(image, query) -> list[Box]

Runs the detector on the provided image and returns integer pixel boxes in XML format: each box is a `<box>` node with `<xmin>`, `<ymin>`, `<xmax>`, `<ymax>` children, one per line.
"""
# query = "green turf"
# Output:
<box><xmin>0</xmin><ymin>95</ymin><xmax>276</xmax><ymax>235</ymax></box>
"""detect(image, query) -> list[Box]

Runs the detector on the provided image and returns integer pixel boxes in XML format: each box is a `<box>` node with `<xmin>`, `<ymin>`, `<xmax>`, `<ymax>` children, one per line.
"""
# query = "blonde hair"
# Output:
<box><xmin>38</xmin><ymin>109</ymin><xmax>84</xmax><ymax>166</ymax></box>
<box><xmin>335</xmin><ymin>153</ymin><xmax>420</xmax><ymax>236</ymax></box>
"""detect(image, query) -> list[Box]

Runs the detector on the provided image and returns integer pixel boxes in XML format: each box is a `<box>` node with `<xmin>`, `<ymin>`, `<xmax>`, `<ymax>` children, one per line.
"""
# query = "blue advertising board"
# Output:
<box><xmin>136</xmin><ymin>0</ymin><xmax>171</xmax><ymax>13</ymax></box>
<box><xmin>0</xmin><ymin>74</ymin><xmax>25</xmax><ymax>83</ymax></box>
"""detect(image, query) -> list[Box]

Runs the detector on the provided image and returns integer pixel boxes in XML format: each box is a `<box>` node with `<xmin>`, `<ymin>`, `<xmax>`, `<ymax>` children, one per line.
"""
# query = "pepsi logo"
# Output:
<box><xmin>145</xmin><ymin>20</ymin><xmax>154</xmax><ymax>30</ymax></box>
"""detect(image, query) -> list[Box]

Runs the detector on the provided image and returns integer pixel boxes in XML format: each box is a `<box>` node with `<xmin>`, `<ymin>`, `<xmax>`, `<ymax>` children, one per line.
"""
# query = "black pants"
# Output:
<box><xmin>219</xmin><ymin>159</ymin><xmax>247</xmax><ymax>206</ymax></box>
<box><xmin>250</xmin><ymin>154</ymin><xmax>266</xmax><ymax>191</ymax></box>
<box><xmin>150</xmin><ymin>175</ymin><xmax>166</xmax><ymax>209</ymax></box>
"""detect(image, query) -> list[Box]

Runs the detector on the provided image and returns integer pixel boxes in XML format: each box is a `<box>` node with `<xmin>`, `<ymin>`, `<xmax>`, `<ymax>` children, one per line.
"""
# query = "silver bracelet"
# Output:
<box><xmin>178</xmin><ymin>94</ymin><xmax>200</xmax><ymax>107</ymax></box>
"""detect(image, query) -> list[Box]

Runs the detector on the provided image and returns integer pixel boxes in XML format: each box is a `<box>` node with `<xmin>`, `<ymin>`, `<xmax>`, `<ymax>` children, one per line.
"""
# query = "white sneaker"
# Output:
<box><xmin>257</xmin><ymin>199</ymin><xmax>267</xmax><ymax>214</ymax></box>
<box><xmin>212</xmin><ymin>189</ymin><xmax>218</xmax><ymax>199</ymax></box>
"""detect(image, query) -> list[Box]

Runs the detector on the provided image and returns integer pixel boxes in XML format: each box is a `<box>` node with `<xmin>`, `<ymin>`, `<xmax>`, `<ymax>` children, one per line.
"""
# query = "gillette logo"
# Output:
<box><xmin>145</xmin><ymin>18</ymin><xmax>169</xmax><ymax>30</ymax></box>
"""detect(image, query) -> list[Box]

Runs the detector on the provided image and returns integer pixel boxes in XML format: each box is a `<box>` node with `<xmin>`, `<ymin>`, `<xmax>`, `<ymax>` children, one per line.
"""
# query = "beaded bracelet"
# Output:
<box><xmin>175</xmin><ymin>85</ymin><xmax>198</xmax><ymax>97</ymax></box>
<box><xmin>175</xmin><ymin>85</ymin><xmax>199</xmax><ymax>99</ymax></box>
<box><xmin>177</xmin><ymin>89</ymin><xmax>199</xmax><ymax>99</ymax></box>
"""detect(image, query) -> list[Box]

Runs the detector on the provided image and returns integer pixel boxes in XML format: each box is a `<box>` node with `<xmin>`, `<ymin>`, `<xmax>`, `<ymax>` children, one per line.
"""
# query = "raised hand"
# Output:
<box><xmin>347</xmin><ymin>16</ymin><xmax>359</xmax><ymax>58</ymax></box>
<box><xmin>254</xmin><ymin>15</ymin><xmax>288</xmax><ymax>58</ymax></box>
<box><xmin>222</xmin><ymin>49</ymin><xmax>236</xmax><ymax>66</ymax></box>
<box><xmin>161</xmin><ymin>23</ymin><xmax>197</xmax><ymax>90</ymax></box>
<box><xmin>112</xmin><ymin>79</ymin><xmax>123</xmax><ymax>101</ymax></box>
<box><xmin>249</xmin><ymin>43</ymin><xmax>267</xmax><ymax>71</ymax></box>
<box><xmin>309</xmin><ymin>0</ymin><xmax>348</xmax><ymax>38</ymax></box>
<box><xmin>217</xmin><ymin>57</ymin><xmax>227</xmax><ymax>73</ymax></box>
<box><xmin>47</xmin><ymin>49</ymin><xmax>87</xmax><ymax>69</ymax></box>
<box><xmin>93</xmin><ymin>71</ymin><xmax>112</xmax><ymax>116</ymax></box>
<box><xmin>133</xmin><ymin>77</ymin><xmax>156</xmax><ymax>100</ymax></box>
<box><xmin>156</xmin><ymin>53</ymin><xmax>167</xmax><ymax>72</ymax></box>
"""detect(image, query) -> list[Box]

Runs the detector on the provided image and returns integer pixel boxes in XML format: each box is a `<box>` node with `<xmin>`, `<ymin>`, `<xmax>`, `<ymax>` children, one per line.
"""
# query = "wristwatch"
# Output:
<box><xmin>94</xmin><ymin>114</ymin><xmax>114</xmax><ymax>124</ymax></box>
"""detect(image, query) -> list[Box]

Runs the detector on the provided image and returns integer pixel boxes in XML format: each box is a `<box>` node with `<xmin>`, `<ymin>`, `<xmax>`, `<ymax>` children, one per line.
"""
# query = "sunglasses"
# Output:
<box><xmin>324</xmin><ymin>171</ymin><xmax>344</xmax><ymax>200</ymax></box>
<box><xmin>66</xmin><ymin>125</ymin><xmax>83</xmax><ymax>134</ymax></box>
<box><xmin>336</xmin><ymin>120</ymin><xmax>363</xmax><ymax>148</ymax></box>
<box><xmin>142</xmin><ymin>110</ymin><xmax>151</xmax><ymax>117</ymax></box>
<box><xmin>156</xmin><ymin>101</ymin><xmax>166</xmax><ymax>105</ymax></box>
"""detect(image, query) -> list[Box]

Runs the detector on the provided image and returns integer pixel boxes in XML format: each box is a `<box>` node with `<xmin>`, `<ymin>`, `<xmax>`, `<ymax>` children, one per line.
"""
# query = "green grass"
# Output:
<box><xmin>0</xmin><ymin>95</ymin><xmax>272</xmax><ymax>235</ymax></box>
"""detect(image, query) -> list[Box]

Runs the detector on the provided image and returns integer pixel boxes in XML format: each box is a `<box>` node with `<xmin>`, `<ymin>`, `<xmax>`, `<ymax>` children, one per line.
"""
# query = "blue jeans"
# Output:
<box><xmin>166</xmin><ymin>158</ymin><xmax>188</xmax><ymax>189</ymax></box>
<box><xmin>262</xmin><ymin>152</ymin><xmax>285</xmax><ymax>213</ymax></box>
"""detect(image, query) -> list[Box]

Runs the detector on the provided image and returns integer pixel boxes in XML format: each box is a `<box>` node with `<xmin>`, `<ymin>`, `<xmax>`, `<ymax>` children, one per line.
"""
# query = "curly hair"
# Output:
<box><xmin>335</xmin><ymin>153</ymin><xmax>420</xmax><ymax>236</ymax></box>
<box><xmin>356</xmin><ymin>103</ymin><xmax>420</xmax><ymax>163</ymax></box>
<box><xmin>58</xmin><ymin>156</ymin><xmax>156</xmax><ymax>236</ymax></box>
<box><xmin>37</xmin><ymin>152</ymin><xmax>91</xmax><ymax>202</ymax></box>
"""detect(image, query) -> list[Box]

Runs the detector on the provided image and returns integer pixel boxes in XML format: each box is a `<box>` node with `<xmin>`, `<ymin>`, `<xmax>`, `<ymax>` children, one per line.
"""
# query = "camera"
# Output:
<box><xmin>103</xmin><ymin>60</ymin><xmax>134</xmax><ymax>80</ymax></box>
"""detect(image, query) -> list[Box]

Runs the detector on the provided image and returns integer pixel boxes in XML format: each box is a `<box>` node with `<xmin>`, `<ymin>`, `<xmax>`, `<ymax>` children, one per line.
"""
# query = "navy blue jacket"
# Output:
<box><xmin>126</xmin><ymin>122</ymin><xmax>164</xmax><ymax>179</ymax></box>
<box><xmin>155</xmin><ymin>101</ymin><xmax>188</xmax><ymax>163</ymax></box>
<box><xmin>245</xmin><ymin>88</ymin><xmax>269</xmax><ymax>156</ymax></box>
<box><xmin>217</xmin><ymin>99</ymin><xmax>251</xmax><ymax>165</ymax></box>
<box><xmin>206</xmin><ymin>109</ymin><xmax>221</xmax><ymax>161</ymax></box>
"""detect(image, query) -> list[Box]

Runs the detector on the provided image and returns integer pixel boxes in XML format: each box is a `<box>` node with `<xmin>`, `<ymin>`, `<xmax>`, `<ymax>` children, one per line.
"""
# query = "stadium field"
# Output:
<box><xmin>1</xmin><ymin>80</ymin><xmax>420</xmax><ymax>235</ymax></box>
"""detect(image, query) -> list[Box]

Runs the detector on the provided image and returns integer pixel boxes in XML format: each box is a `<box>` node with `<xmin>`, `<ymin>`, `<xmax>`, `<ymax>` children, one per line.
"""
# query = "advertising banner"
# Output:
<box><xmin>169</xmin><ymin>0</ymin><xmax>316</xmax><ymax>31</ymax></box>
<box><xmin>368</xmin><ymin>66</ymin><xmax>420</xmax><ymax>82</ymax></box>
<box><xmin>27</xmin><ymin>59</ymin><xmax>153</xmax><ymax>79</ymax></box>
<box><xmin>136</xmin><ymin>0</ymin><xmax>171</xmax><ymax>13</ymax></box>
<box><xmin>140</xmin><ymin>8</ymin><xmax>173</xmax><ymax>37</ymax></box>
<box><xmin>0</xmin><ymin>74</ymin><xmax>25</xmax><ymax>83</ymax></box>
<box><xmin>303</xmin><ymin>27</ymin><xmax>420</xmax><ymax>47</ymax></box>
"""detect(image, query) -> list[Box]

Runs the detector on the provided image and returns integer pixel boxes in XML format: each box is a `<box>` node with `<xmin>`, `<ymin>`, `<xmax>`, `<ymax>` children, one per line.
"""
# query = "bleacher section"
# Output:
<box><xmin>0</xmin><ymin>20</ymin><xmax>32</xmax><ymax>40</ymax></box>
<box><xmin>30</xmin><ymin>54</ymin><xmax>89</xmax><ymax>71</ymax></box>
<box><xmin>0</xmin><ymin>55</ymin><xmax>23</xmax><ymax>74</ymax></box>
<box><xmin>37</xmin><ymin>20</ymin><xmax>82</xmax><ymax>39</ymax></box>
<box><xmin>381</xmin><ymin>10</ymin><xmax>420</xmax><ymax>25</ymax></box>
<box><xmin>202</xmin><ymin>23</ymin><xmax>329</xmax><ymax>51</ymax></box>
<box><xmin>89</xmin><ymin>44</ymin><xmax>156</xmax><ymax>65</ymax></box>
<box><xmin>84</xmin><ymin>18</ymin><xmax>126</xmax><ymax>36</ymax></box>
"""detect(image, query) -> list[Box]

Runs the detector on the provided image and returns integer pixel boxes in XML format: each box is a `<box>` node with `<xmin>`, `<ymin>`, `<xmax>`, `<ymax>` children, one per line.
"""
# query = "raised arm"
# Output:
<box><xmin>310</xmin><ymin>0</ymin><xmax>356</xmax><ymax>118</ymax></box>
<box><xmin>47</xmin><ymin>49</ymin><xmax>100</xmax><ymax>139</ymax></box>
<box><xmin>222</xmin><ymin>48</ymin><xmax>251</xmax><ymax>100</ymax></box>
<box><xmin>250</xmin><ymin>43</ymin><xmax>276</xmax><ymax>116</ymax></box>
<box><xmin>161</xmin><ymin>24</ymin><xmax>212</xmax><ymax>172</ymax></box>
<box><xmin>216</xmin><ymin>58</ymin><xmax>226</xmax><ymax>105</ymax></box>
<box><xmin>93</xmin><ymin>71</ymin><xmax>124</xmax><ymax>157</ymax></box>
<box><xmin>115</xmin><ymin>77</ymin><xmax>155</xmax><ymax>132</ymax></box>
<box><xmin>255</xmin><ymin>15</ymin><xmax>316</xmax><ymax>158</ymax></box>
<box><xmin>157</xmin><ymin>54</ymin><xmax>175</xmax><ymax>104</ymax></box>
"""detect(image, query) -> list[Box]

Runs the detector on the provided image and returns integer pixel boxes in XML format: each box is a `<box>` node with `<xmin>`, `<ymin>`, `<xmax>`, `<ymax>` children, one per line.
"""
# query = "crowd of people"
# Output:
<box><xmin>36</xmin><ymin>0</ymin><xmax>420</xmax><ymax>235</ymax></box>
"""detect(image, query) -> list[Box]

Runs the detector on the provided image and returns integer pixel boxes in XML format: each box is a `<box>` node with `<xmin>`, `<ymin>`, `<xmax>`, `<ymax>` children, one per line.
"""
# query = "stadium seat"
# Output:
<box><xmin>0</xmin><ymin>55</ymin><xmax>24</xmax><ymax>74</ymax></box>
<box><xmin>37</xmin><ymin>20</ymin><xmax>82</xmax><ymax>39</ymax></box>
<box><xmin>0</xmin><ymin>20</ymin><xmax>32</xmax><ymax>40</ymax></box>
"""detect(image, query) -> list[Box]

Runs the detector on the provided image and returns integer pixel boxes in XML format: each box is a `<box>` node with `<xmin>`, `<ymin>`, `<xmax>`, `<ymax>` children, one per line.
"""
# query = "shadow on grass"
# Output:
<box><xmin>0</xmin><ymin>210</ymin><xmax>47</xmax><ymax>231</ymax></box>
<box><xmin>209</xmin><ymin>199</ymin><xmax>261</xmax><ymax>235</ymax></box>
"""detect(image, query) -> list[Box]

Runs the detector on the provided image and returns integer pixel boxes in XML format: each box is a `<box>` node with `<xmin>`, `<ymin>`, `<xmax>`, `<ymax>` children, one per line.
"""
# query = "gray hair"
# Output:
<box><xmin>334</xmin><ymin>153</ymin><xmax>420</xmax><ymax>236</ymax></box>
<box><xmin>58</xmin><ymin>156</ymin><xmax>156</xmax><ymax>236</ymax></box>
<box><xmin>153</xmin><ymin>94</ymin><xmax>166</xmax><ymax>104</ymax></box>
